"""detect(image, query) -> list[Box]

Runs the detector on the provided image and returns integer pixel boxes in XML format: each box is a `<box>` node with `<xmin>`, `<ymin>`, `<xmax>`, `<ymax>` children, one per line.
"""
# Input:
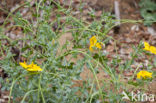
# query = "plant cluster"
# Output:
<box><xmin>0</xmin><ymin>0</ymin><xmax>155</xmax><ymax>103</ymax></box>
<box><xmin>139</xmin><ymin>0</ymin><xmax>156</xmax><ymax>26</ymax></box>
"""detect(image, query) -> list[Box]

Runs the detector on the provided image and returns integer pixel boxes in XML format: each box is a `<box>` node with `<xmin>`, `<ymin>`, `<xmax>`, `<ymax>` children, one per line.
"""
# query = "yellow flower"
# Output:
<box><xmin>19</xmin><ymin>62</ymin><xmax>42</xmax><ymax>72</ymax></box>
<box><xmin>137</xmin><ymin>70</ymin><xmax>152</xmax><ymax>79</ymax></box>
<box><xmin>144</xmin><ymin>42</ymin><xmax>156</xmax><ymax>55</ymax></box>
<box><xmin>144</xmin><ymin>42</ymin><xmax>150</xmax><ymax>51</ymax></box>
<box><xmin>150</xmin><ymin>46</ymin><xmax>156</xmax><ymax>54</ymax></box>
<box><xmin>89</xmin><ymin>36</ymin><xmax>102</xmax><ymax>51</ymax></box>
<box><xmin>96</xmin><ymin>42</ymin><xmax>102</xmax><ymax>49</ymax></box>
<box><xmin>90</xmin><ymin>36</ymin><xmax>97</xmax><ymax>46</ymax></box>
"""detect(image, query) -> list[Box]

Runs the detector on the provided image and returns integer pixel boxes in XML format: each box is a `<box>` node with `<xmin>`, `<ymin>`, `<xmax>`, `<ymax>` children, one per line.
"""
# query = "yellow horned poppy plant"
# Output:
<box><xmin>137</xmin><ymin>70</ymin><xmax>152</xmax><ymax>79</ymax></box>
<box><xmin>19</xmin><ymin>61</ymin><xmax>42</xmax><ymax>72</ymax></box>
<box><xmin>89</xmin><ymin>36</ymin><xmax>102</xmax><ymax>51</ymax></box>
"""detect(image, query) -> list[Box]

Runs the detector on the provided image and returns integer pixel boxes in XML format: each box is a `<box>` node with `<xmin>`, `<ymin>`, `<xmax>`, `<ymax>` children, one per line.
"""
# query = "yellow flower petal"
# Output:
<box><xmin>137</xmin><ymin>70</ymin><xmax>152</xmax><ymax>79</ymax></box>
<box><xmin>27</xmin><ymin>62</ymin><xmax>42</xmax><ymax>72</ymax></box>
<box><xmin>20</xmin><ymin>62</ymin><xmax>42</xmax><ymax>72</ymax></box>
<box><xmin>96</xmin><ymin>42</ymin><xmax>102</xmax><ymax>49</ymax></box>
<box><xmin>144</xmin><ymin>42</ymin><xmax>150</xmax><ymax>51</ymax></box>
<box><xmin>27</xmin><ymin>67</ymin><xmax>42</xmax><ymax>72</ymax></box>
<box><xmin>150</xmin><ymin>46</ymin><xmax>156</xmax><ymax>54</ymax></box>
<box><xmin>27</xmin><ymin>62</ymin><xmax>34</xmax><ymax>68</ymax></box>
<box><xmin>90</xmin><ymin>36</ymin><xmax>97</xmax><ymax>46</ymax></box>
<box><xmin>89</xmin><ymin>45</ymin><xmax>94</xmax><ymax>51</ymax></box>
<box><xmin>19</xmin><ymin>61</ymin><xmax>28</xmax><ymax>69</ymax></box>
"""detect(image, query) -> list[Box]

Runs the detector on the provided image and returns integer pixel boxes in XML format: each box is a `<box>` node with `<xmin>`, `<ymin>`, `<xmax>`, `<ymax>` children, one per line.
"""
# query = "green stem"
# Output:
<box><xmin>8</xmin><ymin>73</ymin><xmax>37</xmax><ymax>103</ymax></box>
<box><xmin>88</xmin><ymin>61</ymin><xmax>104</xmax><ymax>101</ymax></box>
<box><xmin>37</xmin><ymin>65</ymin><xmax>45</xmax><ymax>103</ymax></box>
<box><xmin>21</xmin><ymin>89</ymin><xmax>38</xmax><ymax>103</ymax></box>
